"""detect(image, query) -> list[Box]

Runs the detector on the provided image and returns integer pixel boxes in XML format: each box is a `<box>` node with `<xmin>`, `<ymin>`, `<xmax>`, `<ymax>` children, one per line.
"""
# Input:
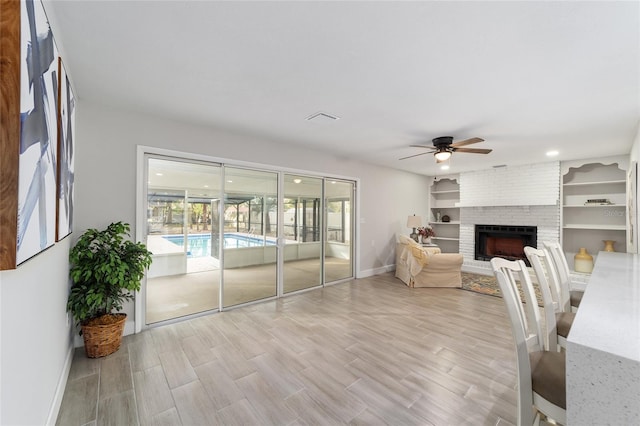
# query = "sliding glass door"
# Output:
<box><xmin>283</xmin><ymin>174</ymin><xmax>323</xmax><ymax>293</ymax></box>
<box><xmin>325</xmin><ymin>179</ymin><xmax>354</xmax><ymax>282</ymax></box>
<box><xmin>141</xmin><ymin>152</ymin><xmax>355</xmax><ymax>325</ymax></box>
<box><xmin>145</xmin><ymin>157</ymin><xmax>221</xmax><ymax>324</ymax></box>
<box><xmin>222</xmin><ymin>167</ymin><xmax>278</xmax><ymax>307</ymax></box>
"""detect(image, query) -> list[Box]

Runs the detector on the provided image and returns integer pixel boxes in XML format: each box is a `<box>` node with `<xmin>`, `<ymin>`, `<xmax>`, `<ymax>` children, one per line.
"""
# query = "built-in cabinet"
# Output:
<box><xmin>561</xmin><ymin>159</ymin><xmax>628</xmax><ymax>272</ymax></box>
<box><xmin>429</xmin><ymin>176</ymin><xmax>460</xmax><ymax>253</ymax></box>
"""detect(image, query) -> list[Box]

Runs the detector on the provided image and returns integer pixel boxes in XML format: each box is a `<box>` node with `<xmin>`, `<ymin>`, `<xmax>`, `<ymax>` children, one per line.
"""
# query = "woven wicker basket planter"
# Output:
<box><xmin>81</xmin><ymin>313</ymin><xmax>127</xmax><ymax>358</ymax></box>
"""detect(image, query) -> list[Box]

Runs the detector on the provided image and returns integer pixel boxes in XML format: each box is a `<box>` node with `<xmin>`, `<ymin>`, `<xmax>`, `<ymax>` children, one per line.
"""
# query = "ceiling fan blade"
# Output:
<box><xmin>450</xmin><ymin>137</ymin><xmax>484</xmax><ymax>148</ymax></box>
<box><xmin>453</xmin><ymin>147</ymin><xmax>492</xmax><ymax>154</ymax></box>
<box><xmin>399</xmin><ymin>151</ymin><xmax>432</xmax><ymax>160</ymax></box>
<box><xmin>409</xmin><ymin>144</ymin><xmax>434</xmax><ymax>149</ymax></box>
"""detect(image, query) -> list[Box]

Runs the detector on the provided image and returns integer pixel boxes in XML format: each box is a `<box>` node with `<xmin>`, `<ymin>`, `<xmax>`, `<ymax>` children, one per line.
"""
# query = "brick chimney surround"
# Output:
<box><xmin>455</xmin><ymin>162</ymin><xmax>561</xmax><ymax>275</ymax></box>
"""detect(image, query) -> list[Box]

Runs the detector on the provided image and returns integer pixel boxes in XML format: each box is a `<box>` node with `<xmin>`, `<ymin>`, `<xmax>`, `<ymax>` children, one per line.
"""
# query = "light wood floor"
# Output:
<box><xmin>56</xmin><ymin>272</ymin><xmax>518</xmax><ymax>426</ymax></box>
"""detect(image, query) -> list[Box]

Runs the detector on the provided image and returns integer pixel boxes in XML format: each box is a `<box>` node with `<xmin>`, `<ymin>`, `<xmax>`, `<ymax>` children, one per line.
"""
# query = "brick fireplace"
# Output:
<box><xmin>456</xmin><ymin>162</ymin><xmax>561</xmax><ymax>274</ymax></box>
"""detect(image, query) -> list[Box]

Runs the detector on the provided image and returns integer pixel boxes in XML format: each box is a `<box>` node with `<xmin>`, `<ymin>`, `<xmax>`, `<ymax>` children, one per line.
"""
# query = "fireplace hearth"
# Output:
<box><xmin>475</xmin><ymin>225</ymin><xmax>537</xmax><ymax>265</ymax></box>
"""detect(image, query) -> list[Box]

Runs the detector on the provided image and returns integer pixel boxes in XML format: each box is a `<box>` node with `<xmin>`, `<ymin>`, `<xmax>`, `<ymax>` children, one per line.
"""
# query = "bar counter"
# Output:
<box><xmin>566</xmin><ymin>251</ymin><xmax>640</xmax><ymax>424</ymax></box>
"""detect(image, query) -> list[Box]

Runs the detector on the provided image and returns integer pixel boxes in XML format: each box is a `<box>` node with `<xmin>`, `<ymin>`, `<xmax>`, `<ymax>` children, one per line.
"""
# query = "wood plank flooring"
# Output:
<box><xmin>56</xmin><ymin>272</ymin><xmax>518</xmax><ymax>426</ymax></box>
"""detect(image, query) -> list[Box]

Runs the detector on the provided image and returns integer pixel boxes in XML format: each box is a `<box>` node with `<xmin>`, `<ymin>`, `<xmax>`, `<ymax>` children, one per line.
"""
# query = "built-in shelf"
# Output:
<box><xmin>430</xmin><ymin>176</ymin><xmax>460</xmax><ymax>253</ymax></box>
<box><xmin>563</xmin><ymin>204</ymin><xmax>625</xmax><ymax>208</ymax></box>
<box><xmin>430</xmin><ymin>189</ymin><xmax>460</xmax><ymax>194</ymax></box>
<box><xmin>561</xmin><ymin>160</ymin><xmax>628</xmax><ymax>263</ymax></box>
<box><xmin>563</xmin><ymin>224</ymin><xmax>627</xmax><ymax>230</ymax></box>
<box><xmin>563</xmin><ymin>179</ymin><xmax>626</xmax><ymax>187</ymax></box>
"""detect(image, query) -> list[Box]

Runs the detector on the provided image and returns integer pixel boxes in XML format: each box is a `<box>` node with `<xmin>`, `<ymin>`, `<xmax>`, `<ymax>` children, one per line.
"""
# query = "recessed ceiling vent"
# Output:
<box><xmin>306</xmin><ymin>112</ymin><xmax>340</xmax><ymax>122</ymax></box>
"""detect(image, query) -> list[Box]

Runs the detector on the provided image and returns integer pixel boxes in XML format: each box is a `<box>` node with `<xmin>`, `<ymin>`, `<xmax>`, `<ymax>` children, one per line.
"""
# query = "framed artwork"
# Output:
<box><xmin>56</xmin><ymin>58</ymin><xmax>75</xmax><ymax>241</ymax></box>
<box><xmin>16</xmin><ymin>0</ymin><xmax>59</xmax><ymax>264</ymax></box>
<box><xmin>627</xmin><ymin>161</ymin><xmax>638</xmax><ymax>253</ymax></box>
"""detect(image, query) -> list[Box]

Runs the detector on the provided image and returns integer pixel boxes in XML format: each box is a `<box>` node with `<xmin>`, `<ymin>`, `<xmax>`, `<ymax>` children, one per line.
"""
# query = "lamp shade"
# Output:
<box><xmin>407</xmin><ymin>215</ymin><xmax>422</xmax><ymax>229</ymax></box>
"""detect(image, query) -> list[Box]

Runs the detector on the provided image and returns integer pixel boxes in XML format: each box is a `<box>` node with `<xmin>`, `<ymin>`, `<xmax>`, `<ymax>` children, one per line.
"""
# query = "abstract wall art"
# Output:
<box><xmin>17</xmin><ymin>0</ymin><xmax>59</xmax><ymax>264</ymax></box>
<box><xmin>56</xmin><ymin>58</ymin><xmax>75</xmax><ymax>241</ymax></box>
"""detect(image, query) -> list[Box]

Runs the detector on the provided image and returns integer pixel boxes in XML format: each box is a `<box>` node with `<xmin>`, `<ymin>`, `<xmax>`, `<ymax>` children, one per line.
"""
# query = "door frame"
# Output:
<box><xmin>135</xmin><ymin>145</ymin><xmax>360</xmax><ymax>333</ymax></box>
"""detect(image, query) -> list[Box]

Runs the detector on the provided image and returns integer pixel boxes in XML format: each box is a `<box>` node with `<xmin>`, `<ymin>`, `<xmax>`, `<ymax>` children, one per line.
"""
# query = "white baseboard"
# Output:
<box><xmin>357</xmin><ymin>264</ymin><xmax>395</xmax><ymax>278</ymax></box>
<box><xmin>124</xmin><ymin>319</ymin><xmax>136</xmax><ymax>336</ymax></box>
<box><xmin>46</xmin><ymin>339</ymin><xmax>74</xmax><ymax>426</ymax></box>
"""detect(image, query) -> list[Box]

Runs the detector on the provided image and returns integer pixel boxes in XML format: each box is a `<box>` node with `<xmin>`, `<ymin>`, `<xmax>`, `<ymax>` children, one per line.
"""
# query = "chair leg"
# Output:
<box><xmin>534</xmin><ymin>411</ymin><xmax>541</xmax><ymax>426</ymax></box>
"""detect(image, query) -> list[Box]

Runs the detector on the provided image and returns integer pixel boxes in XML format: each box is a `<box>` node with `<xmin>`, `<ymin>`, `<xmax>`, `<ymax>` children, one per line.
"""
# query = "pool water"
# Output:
<box><xmin>163</xmin><ymin>233</ymin><xmax>275</xmax><ymax>257</ymax></box>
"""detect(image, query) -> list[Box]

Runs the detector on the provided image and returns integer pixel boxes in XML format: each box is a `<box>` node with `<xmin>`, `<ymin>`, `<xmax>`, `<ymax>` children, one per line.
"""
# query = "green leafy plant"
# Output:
<box><xmin>67</xmin><ymin>222</ymin><xmax>153</xmax><ymax>330</ymax></box>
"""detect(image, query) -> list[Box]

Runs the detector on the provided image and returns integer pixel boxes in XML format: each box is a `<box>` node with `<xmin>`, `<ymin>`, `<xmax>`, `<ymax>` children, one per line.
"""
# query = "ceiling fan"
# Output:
<box><xmin>400</xmin><ymin>136</ymin><xmax>492</xmax><ymax>163</ymax></box>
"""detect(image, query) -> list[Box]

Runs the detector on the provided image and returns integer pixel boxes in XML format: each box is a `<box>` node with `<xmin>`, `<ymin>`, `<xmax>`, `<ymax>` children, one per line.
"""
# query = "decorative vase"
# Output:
<box><xmin>422</xmin><ymin>236</ymin><xmax>431</xmax><ymax>244</ymax></box>
<box><xmin>603</xmin><ymin>240</ymin><xmax>616</xmax><ymax>252</ymax></box>
<box><xmin>574</xmin><ymin>248</ymin><xmax>594</xmax><ymax>273</ymax></box>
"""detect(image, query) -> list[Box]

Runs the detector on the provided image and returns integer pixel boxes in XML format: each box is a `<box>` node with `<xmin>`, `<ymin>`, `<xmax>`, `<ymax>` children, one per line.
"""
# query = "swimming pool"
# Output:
<box><xmin>163</xmin><ymin>233</ymin><xmax>275</xmax><ymax>257</ymax></box>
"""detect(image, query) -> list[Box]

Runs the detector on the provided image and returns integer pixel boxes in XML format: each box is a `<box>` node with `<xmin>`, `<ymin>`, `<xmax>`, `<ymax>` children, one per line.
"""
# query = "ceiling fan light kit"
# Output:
<box><xmin>434</xmin><ymin>150</ymin><xmax>452</xmax><ymax>162</ymax></box>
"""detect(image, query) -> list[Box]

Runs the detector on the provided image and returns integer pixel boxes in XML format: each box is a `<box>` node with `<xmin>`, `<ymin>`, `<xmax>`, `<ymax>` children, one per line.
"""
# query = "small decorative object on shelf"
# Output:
<box><xmin>584</xmin><ymin>198</ymin><xmax>612</xmax><ymax>205</ymax></box>
<box><xmin>603</xmin><ymin>240</ymin><xmax>616</xmax><ymax>252</ymax></box>
<box><xmin>441</xmin><ymin>215</ymin><xmax>450</xmax><ymax>223</ymax></box>
<box><xmin>574</xmin><ymin>247</ymin><xmax>594</xmax><ymax>273</ymax></box>
<box><xmin>435</xmin><ymin>211</ymin><xmax>441</xmax><ymax>222</ymax></box>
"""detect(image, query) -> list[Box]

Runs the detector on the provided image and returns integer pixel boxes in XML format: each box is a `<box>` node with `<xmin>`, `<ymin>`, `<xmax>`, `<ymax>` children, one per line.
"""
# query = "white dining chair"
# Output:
<box><xmin>543</xmin><ymin>241</ymin><xmax>584</xmax><ymax>312</ymax></box>
<box><xmin>491</xmin><ymin>257</ymin><xmax>566</xmax><ymax>425</ymax></box>
<box><xmin>524</xmin><ymin>246</ymin><xmax>575</xmax><ymax>351</ymax></box>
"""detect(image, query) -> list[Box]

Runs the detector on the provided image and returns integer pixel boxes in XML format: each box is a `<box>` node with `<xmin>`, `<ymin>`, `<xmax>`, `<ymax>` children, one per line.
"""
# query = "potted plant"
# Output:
<box><xmin>67</xmin><ymin>221</ymin><xmax>152</xmax><ymax>358</ymax></box>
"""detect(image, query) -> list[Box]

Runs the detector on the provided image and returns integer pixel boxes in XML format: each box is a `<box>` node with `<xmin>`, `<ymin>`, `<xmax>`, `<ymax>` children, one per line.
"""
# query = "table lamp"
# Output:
<box><xmin>407</xmin><ymin>215</ymin><xmax>422</xmax><ymax>242</ymax></box>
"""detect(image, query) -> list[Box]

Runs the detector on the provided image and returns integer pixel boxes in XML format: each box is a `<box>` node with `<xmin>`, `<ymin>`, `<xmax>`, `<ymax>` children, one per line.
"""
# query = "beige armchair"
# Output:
<box><xmin>395</xmin><ymin>235</ymin><xmax>464</xmax><ymax>288</ymax></box>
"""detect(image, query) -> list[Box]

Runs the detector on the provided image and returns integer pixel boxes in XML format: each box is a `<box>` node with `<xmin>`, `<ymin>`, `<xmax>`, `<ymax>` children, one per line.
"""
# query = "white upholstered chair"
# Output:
<box><xmin>524</xmin><ymin>246</ymin><xmax>575</xmax><ymax>351</ymax></box>
<box><xmin>491</xmin><ymin>257</ymin><xmax>566</xmax><ymax>425</ymax></box>
<box><xmin>395</xmin><ymin>235</ymin><xmax>463</xmax><ymax>288</ymax></box>
<box><xmin>543</xmin><ymin>241</ymin><xmax>584</xmax><ymax>312</ymax></box>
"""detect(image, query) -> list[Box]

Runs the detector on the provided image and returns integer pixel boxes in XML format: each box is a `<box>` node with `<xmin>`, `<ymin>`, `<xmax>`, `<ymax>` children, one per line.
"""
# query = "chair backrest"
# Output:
<box><xmin>543</xmin><ymin>241</ymin><xmax>572</xmax><ymax>312</ymax></box>
<box><xmin>490</xmin><ymin>257</ymin><xmax>543</xmax><ymax>425</ymax></box>
<box><xmin>523</xmin><ymin>246</ymin><xmax>561</xmax><ymax>352</ymax></box>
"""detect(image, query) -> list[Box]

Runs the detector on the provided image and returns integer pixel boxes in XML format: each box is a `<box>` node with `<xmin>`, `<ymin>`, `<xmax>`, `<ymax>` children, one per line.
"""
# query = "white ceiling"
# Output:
<box><xmin>45</xmin><ymin>1</ymin><xmax>639</xmax><ymax>176</ymax></box>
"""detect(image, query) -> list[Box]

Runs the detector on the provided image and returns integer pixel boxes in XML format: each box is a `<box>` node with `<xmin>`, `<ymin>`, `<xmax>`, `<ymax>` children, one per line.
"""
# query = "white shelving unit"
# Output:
<box><xmin>429</xmin><ymin>176</ymin><xmax>460</xmax><ymax>253</ymax></box>
<box><xmin>561</xmin><ymin>160</ymin><xmax>628</xmax><ymax>271</ymax></box>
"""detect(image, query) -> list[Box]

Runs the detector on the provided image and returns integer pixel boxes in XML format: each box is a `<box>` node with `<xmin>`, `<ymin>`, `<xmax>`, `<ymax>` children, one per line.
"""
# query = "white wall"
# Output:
<box><xmin>459</xmin><ymin>162</ymin><xmax>560</xmax><ymax>207</ymax></box>
<box><xmin>0</xmin><ymin>240</ymin><xmax>74</xmax><ymax>426</ymax></box>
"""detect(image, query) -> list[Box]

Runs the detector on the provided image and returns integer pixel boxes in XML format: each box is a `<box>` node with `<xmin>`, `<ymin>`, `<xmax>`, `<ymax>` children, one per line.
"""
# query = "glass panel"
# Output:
<box><xmin>325</xmin><ymin>180</ymin><xmax>354</xmax><ymax>282</ymax></box>
<box><xmin>223</xmin><ymin>167</ymin><xmax>278</xmax><ymax>307</ymax></box>
<box><xmin>145</xmin><ymin>157</ymin><xmax>221</xmax><ymax>324</ymax></box>
<box><xmin>283</xmin><ymin>174</ymin><xmax>322</xmax><ymax>293</ymax></box>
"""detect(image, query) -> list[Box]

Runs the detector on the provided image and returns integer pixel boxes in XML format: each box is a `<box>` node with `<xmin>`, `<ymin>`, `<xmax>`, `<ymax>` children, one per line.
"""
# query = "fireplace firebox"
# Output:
<box><xmin>475</xmin><ymin>225</ymin><xmax>537</xmax><ymax>265</ymax></box>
